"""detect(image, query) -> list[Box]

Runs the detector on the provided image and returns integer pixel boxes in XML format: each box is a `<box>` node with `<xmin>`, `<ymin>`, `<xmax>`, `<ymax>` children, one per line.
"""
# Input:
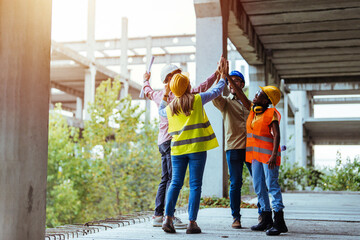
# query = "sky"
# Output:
<box><xmin>51</xmin><ymin>0</ymin><xmax>359</xmax><ymax>168</ymax></box>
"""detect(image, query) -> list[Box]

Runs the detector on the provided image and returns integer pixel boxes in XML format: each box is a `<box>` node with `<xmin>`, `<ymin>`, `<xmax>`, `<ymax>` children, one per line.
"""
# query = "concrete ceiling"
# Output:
<box><xmin>227</xmin><ymin>0</ymin><xmax>360</xmax><ymax>84</ymax></box>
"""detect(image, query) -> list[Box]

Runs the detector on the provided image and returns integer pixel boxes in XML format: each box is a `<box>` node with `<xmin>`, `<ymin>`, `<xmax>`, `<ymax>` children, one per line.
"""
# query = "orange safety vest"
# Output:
<box><xmin>246</xmin><ymin>108</ymin><xmax>281</xmax><ymax>165</ymax></box>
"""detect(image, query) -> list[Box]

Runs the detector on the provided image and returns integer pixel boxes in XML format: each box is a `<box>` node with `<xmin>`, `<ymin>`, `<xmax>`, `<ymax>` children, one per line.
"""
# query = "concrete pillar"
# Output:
<box><xmin>84</xmin><ymin>0</ymin><xmax>96</xmax><ymax>120</ymax></box>
<box><xmin>76</xmin><ymin>97</ymin><xmax>83</xmax><ymax>120</ymax></box>
<box><xmin>293</xmin><ymin>91</ymin><xmax>308</xmax><ymax>167</ymax></box>
<box><xmin>248</xmin><ymin>65</ymin><xmax>265</xmax><ymax>100</ymax></box>
<box><xmin>0</xmin><ymin>1</ymin><xmax>52</xmax><ymax>239</ymax></box>
<box><xmin>84</xmin><ymin>65</ymin><xmax>96</xmax><ymax>120</ymax></box>
<box><xmin>195</xmin><ymin>0</ymin><xmax>227</xmax><ymax>197</ymax></box>
<box><xmin>145</xmin><ymin>36</ymin><xmax>152</xmax><ymax>123</ymax></box>
<box><xmin>278</xmin><ymin>79</ymin><xmax>288</xmax><ymax>161</ymax></box>
<box><xmin>120</xmin><ymin>17</ymin><xmax>129</xmax><ymax>98</ymax></box>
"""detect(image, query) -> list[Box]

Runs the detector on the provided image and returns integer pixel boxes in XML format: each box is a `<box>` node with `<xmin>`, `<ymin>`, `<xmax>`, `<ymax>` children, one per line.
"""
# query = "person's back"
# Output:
<box><xmin>158</xmin><ymin>66</ymin><xmax>227</xmax><ymax>234</ymax></box>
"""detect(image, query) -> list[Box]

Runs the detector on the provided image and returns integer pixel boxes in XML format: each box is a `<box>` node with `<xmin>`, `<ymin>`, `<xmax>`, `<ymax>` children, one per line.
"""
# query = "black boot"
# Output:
<box><xmin>266</xmin><ymin>210</ymin><xmax>288</xmax><ymax>236</ymax></box>
<box><xmin>251</xmin><ymin>211</ymin><xmax>273</xmax><ymax>231</ymax></box>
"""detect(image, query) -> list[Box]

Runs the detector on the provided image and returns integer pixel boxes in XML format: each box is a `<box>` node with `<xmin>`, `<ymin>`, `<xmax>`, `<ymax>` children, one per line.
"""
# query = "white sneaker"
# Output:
<box><xmin>173</xmin><ymin>216</ymin><xmax>187</xmax><ymax>229</ymax></box>
<box><xmin>152</xmin><ymin>215</ymin><xmax>163</xmax><ymax>227</ymax></box>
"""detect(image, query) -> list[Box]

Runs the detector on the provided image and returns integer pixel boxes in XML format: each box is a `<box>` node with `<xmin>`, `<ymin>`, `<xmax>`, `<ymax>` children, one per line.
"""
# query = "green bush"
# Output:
<box><xmin>321</xmin><ymin>153</ymin><xmax>360</xmax><ymax>191</ymax></box>
<box><xmin>278</xmin><ymin>152</ymin><xmax>359</xmax><ymax>192</ymax></box>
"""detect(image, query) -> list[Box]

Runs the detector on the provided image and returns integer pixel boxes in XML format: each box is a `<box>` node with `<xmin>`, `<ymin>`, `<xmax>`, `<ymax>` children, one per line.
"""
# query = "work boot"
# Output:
<box><xmin>162</xmin><ymin>216</ymin><xmax>176</xmax><ymax>233</ymax></box>
<box><xmin>251</xmin><ymin>211</ymin><xmax>273</xmax><ymax>231</ymax></box>
<box><xmin>266</xmin><ymin>210</ymin><xmax>288</xmax><ymax>236</ymax></box>
<box><xmin>231</xmin><ymin>218</ymin><xmax>242</xmax><ymax>229</ymax></box>
<box><xmin>186</xmin><ymin>221</ymin><xmax>201</xmax><ymax>234</ymax></box>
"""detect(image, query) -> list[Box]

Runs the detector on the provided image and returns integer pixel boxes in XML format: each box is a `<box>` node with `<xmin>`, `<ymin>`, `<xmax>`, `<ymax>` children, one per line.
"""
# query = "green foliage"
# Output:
<box><xmin>200</xmin><ymin>196</ymin><xmax>256</xmax><ymax>209</ymax></box>
<box><xmin>278</xmin><ymin>152</ymin><xmax>360</xmax><ymax>192</ymax></box>
<box><xmin>47</xmin><ymin>79</ymin><xmax>161</xmax><ymax>227</ymax></box>
<box><xmin>321</xmin><ymin>152</ymin><xmax>360</xmax><ymax>191</ymax></box>
<box><xmin>279</xmin><ymin>162</ymin><xmax>323</xmax><ymax>191</ymax></box>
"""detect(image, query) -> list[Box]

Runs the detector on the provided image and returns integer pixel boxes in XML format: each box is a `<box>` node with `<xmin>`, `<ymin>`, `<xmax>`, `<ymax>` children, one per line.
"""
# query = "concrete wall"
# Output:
<box><xmin>0</xmin><ymin>1</ymin><xmax>52</xmax><ymax>239</ymax></box>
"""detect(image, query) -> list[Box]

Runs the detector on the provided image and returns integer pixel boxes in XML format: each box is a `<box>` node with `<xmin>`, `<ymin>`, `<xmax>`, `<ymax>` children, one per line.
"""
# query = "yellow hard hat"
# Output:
<box><xmin>260</xmin><ymin>85</ymin><xmax>281</xmax><ymax>106</ymax></box>
<box><xmin>170</xmin><ymin>73</ymin><xmax>190</xmax><ymax>97</ymax></box>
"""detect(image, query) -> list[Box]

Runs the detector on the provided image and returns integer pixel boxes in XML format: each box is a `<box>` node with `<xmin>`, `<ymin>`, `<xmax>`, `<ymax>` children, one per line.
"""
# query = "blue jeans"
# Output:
<box><xmin>252</xmin><ymin>159</ymin><xmax>285</xmax><ymax>212</ymax></box>
<box><xmin>154</xmin><ymin>140</ymin><xmax>172</xmax><ymax>216</ymax></box>
<box><xmin>165</xmin><ymin>151</ymin><xmax>207</xmax><ymax>221</ymax></box>
<box><xmin>226</xmin><ymin>149</ymin><xmax>252</xmax><ymax>220</ymax></box>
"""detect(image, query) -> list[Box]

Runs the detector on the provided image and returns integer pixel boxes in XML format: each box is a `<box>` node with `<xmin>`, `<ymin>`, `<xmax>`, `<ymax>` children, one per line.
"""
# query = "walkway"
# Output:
<box><xmin>77</xmin><ymin>192</ymin><xmax>360</xmax><ymax>240</ymax></box>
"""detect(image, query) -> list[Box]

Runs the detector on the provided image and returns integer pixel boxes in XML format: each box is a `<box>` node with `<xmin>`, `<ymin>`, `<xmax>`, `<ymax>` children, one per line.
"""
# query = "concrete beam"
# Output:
<box><xmin>250</xmin><ymin>8</ymin><xmax>360</xmax><ymax>26</ymax></box>
<box><xmin>314</xmin><ymin>97</ymin><xmax>360</xmax><ymax>105</ymax></box>
<box><xmin>242</xmin><ymin>0</ymin><xmax>360</xmax><ymax>16</ymax></box>
<box><xmin>62</xmin><ymin>34</ymin><xmax>196</xmax><ymax>52</ymax></box>
<box><xmin>287</xmin><ymin>82</ymin><xmax>360</xmax><ymax>93</ymax></box>
<box><xmin>273</xmin><ymin>54</ymin><xmax>360</xmax><ymax>65</ymax></box>
<box><xmin>304</xmin><ymin>118</ymin><xmax>360</xmax><ymax>145</ymax></box>
<box><xmin>51</xmin><ymin>81</ymin><xmax>84</xmax><ymax>98</ymax></box>
<box><xmin>266</xmin><ymin>39</ymin><xmax>360</xmax><ymax>50</ymax></box>
<box><xmin>261</xmin><ymin>30</ymin><xmax>360</xmax><ymax>44</ymax></box>
<box><xmin>0</xmin><ymin>0</ymin><xmax>52</xmax><ymax>239</ymax></box>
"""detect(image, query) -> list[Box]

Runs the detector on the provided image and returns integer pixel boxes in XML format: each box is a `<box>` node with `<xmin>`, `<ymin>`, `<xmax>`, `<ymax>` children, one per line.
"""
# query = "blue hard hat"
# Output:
<box><xmin>229</xmin><ymin>70</ymin><xmax>245</xmax><ymax>83</ymax></box>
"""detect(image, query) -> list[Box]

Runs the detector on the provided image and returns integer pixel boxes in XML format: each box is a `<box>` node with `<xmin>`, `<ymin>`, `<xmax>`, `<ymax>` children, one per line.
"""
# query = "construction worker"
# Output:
<box><xmin>158</xmin><ymin>59</ymin><xmax>227</xmax><ymax>234</ymax></box>
<box><xmin>143</xmin><ymin>63</ymin><xmax>219</xmax><ymax>229</ymax></box>
<box><xmin>212</xmin><ymin>69</ymin><xmax>256</xmax><ymax>229</ymax></box>
<box><xmin>246</xmin><ymin>86</ymin><xmax>288</xmax><ymax>236</ymax></box>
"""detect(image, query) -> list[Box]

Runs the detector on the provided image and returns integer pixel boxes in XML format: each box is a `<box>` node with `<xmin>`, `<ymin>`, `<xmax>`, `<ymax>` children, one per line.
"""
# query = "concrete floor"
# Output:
<box><xmin>76</xmin><ymin>192</ymin><xmax>360</xmax><ymax>240</ymax></box>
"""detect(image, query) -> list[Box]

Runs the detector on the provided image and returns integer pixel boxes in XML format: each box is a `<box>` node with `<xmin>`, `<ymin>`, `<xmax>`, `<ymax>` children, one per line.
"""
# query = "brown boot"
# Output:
<box><xmin>186</xmin><ymin>220</ymin><xmax>201</xmax><ymax>234</ymax></box>
<box><xmin>162</xmin><ymin>216</ymin><xmax>176</xmax><ymax>233</ymax></box>
<box><xmin>232</xmin><ymin>218</ymin><xmax>242</xmax><ymax>229</ymax></box>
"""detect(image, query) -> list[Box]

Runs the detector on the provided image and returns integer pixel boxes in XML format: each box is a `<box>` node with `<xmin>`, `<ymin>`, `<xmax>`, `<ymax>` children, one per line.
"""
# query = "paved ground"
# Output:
<box><xmin>77</xmin><ymin>192</ymin><xmax>360</xmax><ymax>240</ymax></box>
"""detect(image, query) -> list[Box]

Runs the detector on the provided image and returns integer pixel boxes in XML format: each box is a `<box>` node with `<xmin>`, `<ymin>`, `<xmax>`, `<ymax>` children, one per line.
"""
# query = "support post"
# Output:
<box><xmin>84</xmin><ymin>65</ymin><xmax>96</xmax><ymax>120</ymax></box>
<box><xmin>195</xmin><ymin>0</ymin><xmax>227</xmax><ymax>197</ymax></box>
<box><xmin>145</xmin><ymin>36</ymin><xmax>152</xmax><ymax>123</ymax></box>
<box><xmin>120</xmin><ymin>17</ymin><xmax>129</xmax><ymax>98</ymax></box>
<box><xmin>84</xmin><ymin>0</ymin><xmax>97</xmax><ymax>120</ymax></box>
<box><xmin>0</xmin><ymin>0</ymin><xmax>52</xmax><ymax>239</ymax></box>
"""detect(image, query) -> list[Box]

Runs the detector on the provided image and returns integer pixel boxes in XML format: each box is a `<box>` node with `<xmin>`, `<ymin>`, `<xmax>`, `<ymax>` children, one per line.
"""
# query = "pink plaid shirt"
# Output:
<box><xmin>143</xmin><ymin>73</ymin><xmax>218</xmax><ymax>145</ymax></box>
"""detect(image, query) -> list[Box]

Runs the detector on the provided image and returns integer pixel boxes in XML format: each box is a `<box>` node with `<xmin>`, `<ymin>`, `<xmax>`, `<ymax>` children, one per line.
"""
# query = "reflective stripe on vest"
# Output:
<box><xmin>171</xmin><ymin>133</ymin><xmax>216</xmax><ymax>147</ymax></box>
<box><xmin>169</xmin><ymin>121</ymin><xmax>211</xmax><ymax>136</ymax></box>
<box><xmin>246</xmin><ymin>133</ymin><xmax>274</xmax><ymax>143</ymax></box>
<box><xmin>246</xmin><ymin>146</ymin><xmax>281</xmax><ymax>157</ymax></box>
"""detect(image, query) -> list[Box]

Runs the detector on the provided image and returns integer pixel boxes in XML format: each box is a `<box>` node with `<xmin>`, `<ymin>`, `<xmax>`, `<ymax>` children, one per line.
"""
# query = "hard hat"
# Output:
<box><xmin>170</xmin><ymin>73</ymin><xmax>190</xmax><ymax>97</ymax></box>
<box><xmin>160</xmin><ymin>64</ymin><xmax>181</xmax><ymax>83</ymax></box>
<box><xmin>229</xmin><ymin>70</ymin><xmax>245</xmax><ymax>83</ymax></box>
<box><xmin>260</xmin><ymin>85</ymin><xmax>281</xmax><ymax>106</ymax></box>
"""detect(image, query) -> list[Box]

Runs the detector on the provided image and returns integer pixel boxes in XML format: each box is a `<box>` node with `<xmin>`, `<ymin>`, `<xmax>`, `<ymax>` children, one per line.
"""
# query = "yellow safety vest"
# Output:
<box><xmin>166</xmin><ymin>94</ymin><xmax>219</xmax><ymax>156</ymax></box>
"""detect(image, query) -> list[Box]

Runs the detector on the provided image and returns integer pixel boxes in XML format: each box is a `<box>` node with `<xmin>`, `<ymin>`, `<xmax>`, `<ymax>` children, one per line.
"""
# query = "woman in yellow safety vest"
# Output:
<box><xmin>246</xmin><ymin>86</ymin><xmax>288</xmax><ymax>236</ymax></box>
<box><xmin>158</xmin><ymin>61</ymin><xmax>227</xmax><ymax>234</ymax></box>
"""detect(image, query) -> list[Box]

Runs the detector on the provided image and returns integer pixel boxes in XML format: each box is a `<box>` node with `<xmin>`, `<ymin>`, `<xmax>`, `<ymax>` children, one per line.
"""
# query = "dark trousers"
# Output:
<box><xmin>154</xmin><ymin>140</ymin><xmax>172</xmax><ymax>216</ymax></box>
<box><xmin>226</xmin><ymin>149</ymin><xmax>252</xmax><ymax>220</ymax></box>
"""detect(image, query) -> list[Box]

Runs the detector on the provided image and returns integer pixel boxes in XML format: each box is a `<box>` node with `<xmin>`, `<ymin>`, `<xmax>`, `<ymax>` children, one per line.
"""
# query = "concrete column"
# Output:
<box><xmin>248</xmin><ymin>65</ymin><xmax>265</xmax><ymax>100</ymax></box>
<box><xmin>278</xmin><ymin>79</ymin><xmax>288</xmax><ymax>161</ymax></box>
<box><xmin>84</xmin><ymin>65</ymin><xmax>96</xmax><ymax>120</ymax></box>
<box><xmin>293</xmin><ymin>91</ymin><xmax>308</xmax><ymax>167</ymax></box>
<box><xmin>195</xmin><ymin>0</ymin><xmax>227</xmax><ymax>197</ymax></box>
<box><xmin>120</xmin><ymin>17</ymin><xmax>129</xmax><ymax>98</ymax></box>
<box><xmin>87</xmin><ymin>0</ymin><xmax>96</xmax><ymax>61</ymax></box>
<box><xmin>0</xmin><ymin>1</ymin><xmax>52</xmax><ymax>239</ymax></box>
<box><xmin>145</xmin><ymin>36</ymin><xmax>152</xmax><ymax>123</ymax></box>
<box><xmin>76</xmin><ymin>97</ymin><xmax>83</xmax><ymax>120</ymax></box>
<box><xmin>84</xmin><ymin>0</ymin><xmax>96</xmax><ymax>120</ymax></box>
